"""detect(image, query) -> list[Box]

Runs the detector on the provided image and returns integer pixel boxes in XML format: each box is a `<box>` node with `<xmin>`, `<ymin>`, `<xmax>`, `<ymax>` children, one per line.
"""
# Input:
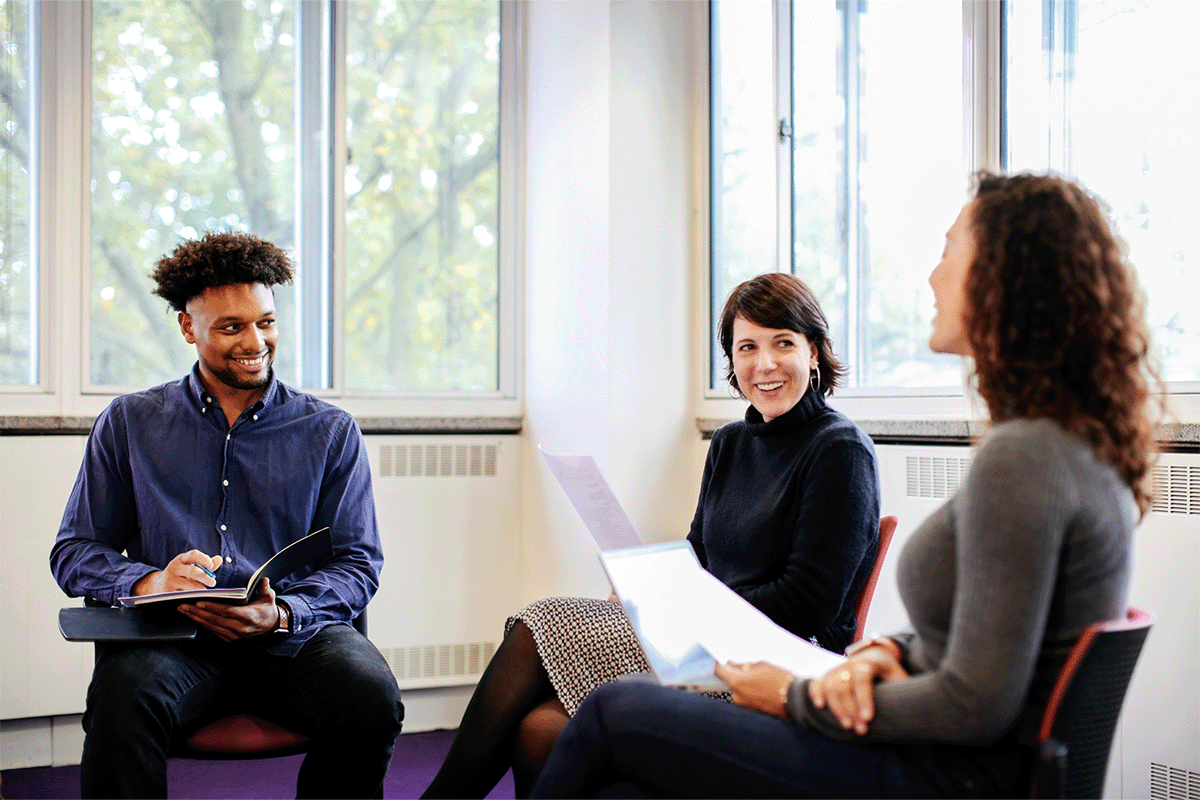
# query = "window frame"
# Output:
<box><xmin>4</xmin><ymin>0</ymin><xmax>522</xmax><ymax>422</ymax></box>
<box><xmin>699</xmin><ymin>0</ymin><xmax>1198</xmax><ymax>425</ymax></box>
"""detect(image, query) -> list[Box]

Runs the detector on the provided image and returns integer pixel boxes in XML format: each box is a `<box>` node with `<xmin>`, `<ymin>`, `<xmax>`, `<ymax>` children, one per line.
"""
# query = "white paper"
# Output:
<box><xmin>604</xmin><ymin>545</ymin><xmax>845</xmax><ymax>681</ymax></box>
<box><xmin>540</xmin><ymin>448</ymin><xmax>643</xmax><ymax>551</ymax></box>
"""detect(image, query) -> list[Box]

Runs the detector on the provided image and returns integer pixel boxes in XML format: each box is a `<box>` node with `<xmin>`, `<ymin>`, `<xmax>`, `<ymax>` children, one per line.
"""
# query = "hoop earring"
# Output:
<box><xmin>809</xmin><ymin>365</ymin><xmax>821</xmax><ymax>394</ymax></box>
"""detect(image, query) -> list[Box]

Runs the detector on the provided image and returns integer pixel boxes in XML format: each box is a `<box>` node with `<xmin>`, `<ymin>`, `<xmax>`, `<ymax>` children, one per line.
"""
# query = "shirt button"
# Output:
<box><xmin>221</xmin><ymin>525</ymin><xmax>227</xmax><ymax>531</ymax></box>
<box><xmin>226</xmin><ymin>434</ymin><xmax>231</xmax><ymax>440</ymax></box>
<box><xmin>222</xmin><ymin>480</ymin><xmax>229</xmax><ymax>486</ymax></box>
<box><xmin>252</xmin><ymin>414</ymin><xmax>258</xmax><ymax>421</ymax></box>
<box><xmin>201</xmin><ymin>407</ymin><xmax>206</xmax><ymax>413</ymax></box>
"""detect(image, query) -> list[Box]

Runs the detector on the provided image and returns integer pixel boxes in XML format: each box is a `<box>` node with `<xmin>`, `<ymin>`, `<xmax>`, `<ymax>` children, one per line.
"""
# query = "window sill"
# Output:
<box><xmin>696</xmin><ymin>417</ymin><xmax>1200</xmax><ymax>452</ymax></box>
<box><xmin>1</xmin><ymin>415</ymin><xmax>523</xmax><ymax>437</ymax></box>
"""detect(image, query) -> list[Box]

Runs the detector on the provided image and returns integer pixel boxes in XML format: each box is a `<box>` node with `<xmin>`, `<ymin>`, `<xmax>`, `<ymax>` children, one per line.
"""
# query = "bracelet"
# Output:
<box><xmin>275</xmin><ymin>600</ymin><xmax>291</xmax><ymax>635</ymax></box>
<box><xmin>779</xmin><ymin>678</ymin><xmax>794</xmax><ymax>718</ymax></box>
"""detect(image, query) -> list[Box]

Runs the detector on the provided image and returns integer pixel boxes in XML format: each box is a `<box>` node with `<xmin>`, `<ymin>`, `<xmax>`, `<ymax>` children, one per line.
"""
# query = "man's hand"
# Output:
<box><xmin>178</xmin><ymin>578</ymin><xmax>281</xmax><ymax>643</ymax></box>
<box><xmin>132</xmin><ymin>550</ymin><xmax>224</xmax><ymax>595</ymax></box>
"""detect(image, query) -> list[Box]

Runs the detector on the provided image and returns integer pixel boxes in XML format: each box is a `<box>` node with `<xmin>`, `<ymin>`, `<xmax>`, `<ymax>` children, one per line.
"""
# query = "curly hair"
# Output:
<box><xmin>965</xmin><ymin>171</ymin><xmax>1160</xmax><ymax>514</ymax></box>
<box><xmin>151</xmin><ymin>231</ymin><xmax>294</xmax><ymax>312</ymax></box>
<box><xmin>718</xmin><ymin>272</ymin><xmax>847</xmax><ymax>397</ymax></box>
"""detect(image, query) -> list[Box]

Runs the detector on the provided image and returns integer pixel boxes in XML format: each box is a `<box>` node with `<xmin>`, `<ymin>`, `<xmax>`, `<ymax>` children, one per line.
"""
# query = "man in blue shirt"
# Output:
<box><xmin>51</xmin><ymin>231</ymin><xmax>404</xmax><ymax>798</ymax></box>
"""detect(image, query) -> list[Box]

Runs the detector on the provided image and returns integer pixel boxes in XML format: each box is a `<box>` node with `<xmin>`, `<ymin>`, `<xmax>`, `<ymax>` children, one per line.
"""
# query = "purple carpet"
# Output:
<box><xmin>0</xmin><ymin>728</ymin><xmax>515</xmax><ymax>799</ymax></box>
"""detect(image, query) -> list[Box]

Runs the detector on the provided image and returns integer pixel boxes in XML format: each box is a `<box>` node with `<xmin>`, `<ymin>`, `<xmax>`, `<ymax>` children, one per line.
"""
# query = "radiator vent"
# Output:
<box><xmin>378</xmin><ymin>443</ymin><xmax>498</xmax><ymax>478</ymax></box>
<box><xmin>1150</xmin><ymin>762</ymin><xmax>1200</xmax><ymax>800</ymax></box>
<box><xmin>905</xmin><ymin>455</ymin><xmax>972</xmax><ymax>499</ymax></box>
<box><xmin>379</xmin><ymin>641</ymin><xmax>497</xmax><ymax>689</ymax></box>
<box><xmin>1152</xmin><ymin>464</ymin><xmax>1200</xmax><ymax>515</ymax></box>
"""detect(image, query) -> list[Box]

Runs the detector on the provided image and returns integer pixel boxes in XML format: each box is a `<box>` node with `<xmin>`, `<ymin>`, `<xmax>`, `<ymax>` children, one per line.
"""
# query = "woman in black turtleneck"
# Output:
<box><xmin>423</xmin><ymin>273</ymin><xmax>880</xmax><ymax>798</ymax></box>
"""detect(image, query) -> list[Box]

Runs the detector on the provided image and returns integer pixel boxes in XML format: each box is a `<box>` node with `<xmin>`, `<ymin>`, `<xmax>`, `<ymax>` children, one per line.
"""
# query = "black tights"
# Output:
<box><xmin>422</xmin><ymin>620</ymin><xmax>570</xmax><ymax>798</ymax></box>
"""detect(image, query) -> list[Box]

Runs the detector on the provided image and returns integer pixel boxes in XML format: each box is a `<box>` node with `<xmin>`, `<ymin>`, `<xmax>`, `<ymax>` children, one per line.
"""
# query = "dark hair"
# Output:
<box><xmin>151</xmin><ymin>231</ymin><xmax>294</xmax><ymax>312</ymax></box>
<box><xmin>718</xmin><ymin>272</ymin><xmax>846</xmax><ymax>397</ymax></box>
<box><xmin>966</xmin><ymin>171</ymin><xmax>1160</xmax><ymax>514</ymax></box>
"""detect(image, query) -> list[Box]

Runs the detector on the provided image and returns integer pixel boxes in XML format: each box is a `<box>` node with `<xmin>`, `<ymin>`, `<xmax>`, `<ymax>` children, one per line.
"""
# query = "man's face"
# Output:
<box><xmin>179</xmin><ymin>283</ymin><xmax>278</xmax><ymax>392</ymax></box>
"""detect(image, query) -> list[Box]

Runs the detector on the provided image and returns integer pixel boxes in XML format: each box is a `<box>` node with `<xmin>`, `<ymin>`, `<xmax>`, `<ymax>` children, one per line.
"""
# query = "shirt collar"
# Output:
<box><xmin>185</xmin><ymin>363</ymin><xmax>280</xmax><ymax>417</ymax></box>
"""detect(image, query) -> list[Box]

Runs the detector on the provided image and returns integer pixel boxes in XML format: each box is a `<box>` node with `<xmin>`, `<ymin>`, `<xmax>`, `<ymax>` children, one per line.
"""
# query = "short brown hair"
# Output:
<box><xmin>718</xmin><ymin>272</ymin><xmax>846</xmax><ymax>397</ymax></box>
<box><xmin>966</xmin><ymin>171</ymin><xmax>1160</xmax><ymax>514</ymax></box>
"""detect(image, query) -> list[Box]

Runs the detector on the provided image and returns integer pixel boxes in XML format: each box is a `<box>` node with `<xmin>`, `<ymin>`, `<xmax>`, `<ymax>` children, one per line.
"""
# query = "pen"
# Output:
<box><xmin>196</xmin><ymin>564</ymin><xmax>216</xmax><ymax>579</ymax></box>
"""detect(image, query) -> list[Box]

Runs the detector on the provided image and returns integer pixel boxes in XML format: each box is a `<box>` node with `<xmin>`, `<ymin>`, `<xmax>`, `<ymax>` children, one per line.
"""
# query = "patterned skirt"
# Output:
<box><xmin>507</xmin><ymin>596</ymin><xmax>649</xmax><ymax>716</ymax></box>
<box><xmin>507</xmin><ymin>595</ymin><xmax>730</xmax><ymax>716</ymax></box>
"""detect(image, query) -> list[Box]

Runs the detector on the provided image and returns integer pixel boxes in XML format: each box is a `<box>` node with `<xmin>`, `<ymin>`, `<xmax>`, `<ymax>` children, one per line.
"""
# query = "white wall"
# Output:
<box><xmin>519</xmin><ymin>0</ymin><xmax>703</xmax><ymax>604</ymax></box>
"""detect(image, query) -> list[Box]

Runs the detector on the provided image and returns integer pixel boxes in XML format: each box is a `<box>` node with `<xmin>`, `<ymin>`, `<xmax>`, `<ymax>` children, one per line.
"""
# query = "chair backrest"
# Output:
<box><xmin>851</xmin><ymin>515</ymin><xmax>897</xmax><ymax>643</ymax></box>
<box><xmin>1031</xmin><ymin>607</ymin><xmax>1154</xmax><ymax>799</ymax></box>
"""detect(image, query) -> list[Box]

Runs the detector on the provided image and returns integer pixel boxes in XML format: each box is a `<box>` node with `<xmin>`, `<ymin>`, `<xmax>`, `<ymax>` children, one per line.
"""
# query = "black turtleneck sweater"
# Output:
<box><xmin>687</xmin><ymin>389</ymin><xmax>880</xmax><ymax>653</ymax></box>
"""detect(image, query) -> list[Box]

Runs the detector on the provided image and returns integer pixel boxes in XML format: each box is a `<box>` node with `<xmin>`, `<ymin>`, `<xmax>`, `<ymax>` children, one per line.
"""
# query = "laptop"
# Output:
<box><xmin>541</xmin><ymin>448</ymin><xmax>844</xmax><ymax>690</ymax></box>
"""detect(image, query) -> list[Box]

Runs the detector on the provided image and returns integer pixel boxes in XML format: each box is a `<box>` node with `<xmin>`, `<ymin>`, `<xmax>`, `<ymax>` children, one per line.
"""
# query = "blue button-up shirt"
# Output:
<box><xmin>50</xmin><ymin>365</ymin><xmax>383</xmax><ymax>656</ymax></box>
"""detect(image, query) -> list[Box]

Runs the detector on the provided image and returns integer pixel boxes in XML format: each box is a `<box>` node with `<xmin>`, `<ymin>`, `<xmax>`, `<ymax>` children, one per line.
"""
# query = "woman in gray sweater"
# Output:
<box><xmin>529</xmin><ymin>172</ymin><xmax>1162</xmax><ymax>798</ymax></box>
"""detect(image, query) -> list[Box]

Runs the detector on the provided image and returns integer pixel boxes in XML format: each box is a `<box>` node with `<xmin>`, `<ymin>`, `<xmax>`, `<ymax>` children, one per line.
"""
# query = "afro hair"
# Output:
<box><xmin>151</xmin><ymin>231</ymin><xmax>294</xmax><ymax>312</ymax></box>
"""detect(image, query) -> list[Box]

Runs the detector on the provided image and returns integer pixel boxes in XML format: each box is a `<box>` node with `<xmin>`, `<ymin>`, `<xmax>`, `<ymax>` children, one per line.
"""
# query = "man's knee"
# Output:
<box><xmin>85</xmin><ymin>647</ymin><xmax>184</xmax><ymax>735</ymax></box>
<box><xmin>326</xmin><ymin>629</ymin><xmax>405</xmax><ymax>736</ymax></box>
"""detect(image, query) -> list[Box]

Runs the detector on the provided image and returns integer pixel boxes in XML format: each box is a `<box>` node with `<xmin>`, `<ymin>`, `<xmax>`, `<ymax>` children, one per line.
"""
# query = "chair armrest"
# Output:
<box><xmin>1034</xmin><ymin>738</ymin><xmax>1068</xmax><ymax>798</ymax></box>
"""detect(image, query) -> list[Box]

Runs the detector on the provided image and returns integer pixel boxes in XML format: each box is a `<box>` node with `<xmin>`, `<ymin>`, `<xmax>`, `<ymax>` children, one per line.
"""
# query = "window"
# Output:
<box><xmin>343</xmin><ymin>2</ymin><xmax>500</xmax><ymax>393</ymax></box>
<box><xmin>89</xmin><ymin>0</ymin><xmax>298</xmax><ymax>389</ymax></box>
<box><xmin>1</xmin><ymin>0</ymin><xmax>33</xmax><ymax>387</ymax></box>
<box><xmin>1004</xmin><ymin>0</ymin><xmax>1199</xmax><ymax>384</ymax></box>
<box><xmin>710</xmin><ymin>0</ymin><xmax>1200</xmax><ymax>396</ymax></box>
<box><xmin>3</xmin><ymin>0</ymin><xmax>514</xmax><ymax>410</ymax></box>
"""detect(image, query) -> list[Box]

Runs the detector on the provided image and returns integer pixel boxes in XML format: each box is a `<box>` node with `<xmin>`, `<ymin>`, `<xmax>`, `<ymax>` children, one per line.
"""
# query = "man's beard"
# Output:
<box><xmin>202</xmin><ymin>353</ymin><xmax>273</xmax><ymax>390</ymax></box>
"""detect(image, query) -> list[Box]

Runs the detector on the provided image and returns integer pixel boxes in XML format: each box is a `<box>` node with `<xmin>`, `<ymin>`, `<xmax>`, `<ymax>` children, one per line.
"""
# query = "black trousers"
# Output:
<box><xmin>81</xmin><ymin>623</ymin><xmax>404</xmax><ymax>799</ymax></box>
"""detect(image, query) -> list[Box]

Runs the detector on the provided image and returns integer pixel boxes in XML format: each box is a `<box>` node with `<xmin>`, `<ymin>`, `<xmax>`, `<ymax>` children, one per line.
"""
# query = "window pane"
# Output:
<box><xmin>344</xmin><ymin>0</ymin><xmax>500</xmax><ymax>392</ymax></box>
<box><xmin>90</xmin><ymin>0</ymin><xmax>296</xmax><ymax>388</ymax></box>
<box><xmin>793</xmin><ymin>0</ymin><xmax>966</xmax><ymax>390</ymax></box>
<box><xmin>709</xmin><ymin>0</ymin><xmax>777</xmax><ymax>389</ymax></box>
<box><xmin>1005</xmin><ymin>0</ymin><xmax>1200</xmax><ymax>383</ymax></box>
<box><xmin>1</xmin><ymin>0</ymin><xmax>34</xmax><ymax>386</ymax></box>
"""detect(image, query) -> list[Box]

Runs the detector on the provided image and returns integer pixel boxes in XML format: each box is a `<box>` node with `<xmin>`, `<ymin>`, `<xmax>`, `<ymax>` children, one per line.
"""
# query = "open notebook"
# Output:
<box><xmin>540</xmin><ymin>449</ymin><xmax>844</xmax><ymax>690</ymax></box>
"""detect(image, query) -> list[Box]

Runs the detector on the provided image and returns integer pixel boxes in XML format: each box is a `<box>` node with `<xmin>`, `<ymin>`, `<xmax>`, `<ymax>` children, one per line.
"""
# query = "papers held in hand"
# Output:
<box><xmin>538</xmin><ymin>447</ymin><xmax>845</xmax><ymax>691</ymax></box>
<box><xmin>117</xmin><ymin>527</ymin><xmax>334</xmax><ymax>608</ymax></box>
<box><xmin>601</xmin><ymin>541</ymin><xmax>845</xmax><ymax>692</ymax></box>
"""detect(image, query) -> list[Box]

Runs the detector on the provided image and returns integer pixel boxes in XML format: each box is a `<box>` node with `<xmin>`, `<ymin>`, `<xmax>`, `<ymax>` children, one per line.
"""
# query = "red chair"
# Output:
<box><xmin>176</xmin><ymin>714</ymin><xmax>311</xmax><ymax>758</ymax></box>
<box><xmin>1031</xmin><ymin>607</ymin><xmax>1154</xmax><ymax>799</ymax></box>
<box><xmin>851</xmin><ymin>515</ymin><xmax>897</xmax><ymax>643</ymax></box>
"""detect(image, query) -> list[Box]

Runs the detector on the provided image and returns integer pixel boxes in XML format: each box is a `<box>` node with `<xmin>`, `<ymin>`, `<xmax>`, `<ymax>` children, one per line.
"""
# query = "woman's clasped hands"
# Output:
<box><xmin>808</xmin><ymin>636</ymin><xmax>908</xmax><ymax>735</ymax></box>
<box><xmin>714</xmin><ymin>636</ymin><xmax>909</xmax><ymax>736</ymax></box>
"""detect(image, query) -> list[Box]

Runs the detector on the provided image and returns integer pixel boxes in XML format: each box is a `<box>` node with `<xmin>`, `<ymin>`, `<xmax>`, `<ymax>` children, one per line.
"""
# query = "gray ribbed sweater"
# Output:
<box><xmin>789</xmin><ymin>418</ymin><xmax>1135</xmax><ymax>746</ymax></box>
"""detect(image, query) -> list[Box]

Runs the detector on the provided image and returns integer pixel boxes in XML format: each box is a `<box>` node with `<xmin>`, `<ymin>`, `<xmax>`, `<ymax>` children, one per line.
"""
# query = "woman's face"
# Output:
<box><xmin>731</xmin><ymin>316</ymin><xmax>818</xmax><ymax>423</ymax></box>
<box><xmin>929</xmin><ymin>201</ymin><xmax>977</xmax><ymax>357</ymax></box>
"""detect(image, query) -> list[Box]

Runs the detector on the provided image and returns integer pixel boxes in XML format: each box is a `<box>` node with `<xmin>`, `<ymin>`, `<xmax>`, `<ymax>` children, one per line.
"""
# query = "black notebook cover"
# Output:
<box><xmin>58</xmin><ymin>606</ymin><xmax>198</xmax><ymax>642</ymax></box>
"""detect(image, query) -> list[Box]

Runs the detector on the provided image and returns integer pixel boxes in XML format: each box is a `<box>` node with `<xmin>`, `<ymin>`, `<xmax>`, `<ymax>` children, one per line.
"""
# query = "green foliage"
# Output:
<box><xmin>343</xmin><ymin>0</ymin><xmax>499</xmax><ymax>391</ymax></box>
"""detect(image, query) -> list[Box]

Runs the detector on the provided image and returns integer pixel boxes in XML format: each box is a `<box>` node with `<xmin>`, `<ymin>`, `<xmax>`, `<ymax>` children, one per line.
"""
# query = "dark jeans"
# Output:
<box><xmin>81</xmin><ymin>623</ymin><xmax>404</xmax><ymax>799</ymax></box>
<box><xmin>529</xmin><ymin>681</ymin><xmax>1029</xmax><ymax>799</ymax></box>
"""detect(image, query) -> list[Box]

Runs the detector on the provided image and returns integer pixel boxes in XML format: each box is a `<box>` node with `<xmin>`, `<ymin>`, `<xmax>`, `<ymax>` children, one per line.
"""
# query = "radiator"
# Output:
<box><xmin>364</xmin><ymin>436</ymin><xmax>522</xmax><ymax>691</ymax></box>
